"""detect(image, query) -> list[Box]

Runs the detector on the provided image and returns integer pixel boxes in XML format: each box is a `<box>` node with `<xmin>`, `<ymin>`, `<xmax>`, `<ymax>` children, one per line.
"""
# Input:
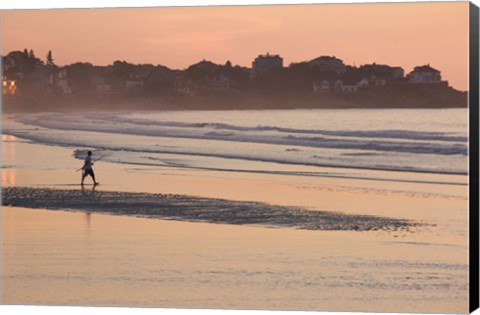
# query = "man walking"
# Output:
<box><xmin>81</xmin><ymin>151</ymin><xmax>98</xmax><ymax>186</ymax></box>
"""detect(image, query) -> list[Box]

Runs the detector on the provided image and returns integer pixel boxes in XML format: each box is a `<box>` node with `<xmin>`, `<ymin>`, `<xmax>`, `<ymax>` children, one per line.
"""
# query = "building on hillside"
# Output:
<box><xmin>187</xmin><ymin>60</ymin><xmax>240</xmax><ymax>92</ymax></box>
<box><xmin>51</xmin><ymin>69</ymin><xmax>72</xmax><ymax>94</ymax></box>
<box><xmin>407</xmin><ymin>65</ymin><xmax>442</xmax><ymax>84</ymax></box>
<box><xmin>369</xmin><ymin>75</ymin><xmax>387</xmax><ymax>86</ymax></box>
<box><xmin>2</xmin><ymin>56</ymin><xmax>17</xmax><ymax>73</ymax></box>
<box><xmin>334</xmin><ymin>80</ymin><xmax>344</xmax><ymax>92</ymax></box>
<box><xmin>391</xmin><ymin>67</ymin><xmax>405</xmax><ymax>79</ymax></box>
<box><xmin>175</xmin><ymin>81</ymin><xmax>196</xmax><ymax>95</ymax></box>
<box><xmin>356</xmin><ymin>78</ymin><xmax>370</xmax><ymax>89</ymax></box>
<box><xmin>189</xmin><ymin>60</ymin><xmax>221</xmax><ymax>73</ymax></box>
<box><xmin>90</xmin><ymin>67</ymin><xmax>112</xmax><ymax>94</ymax></box>
<box><xmin>313</xmin><ymin>80</ymin><xmax>332</xmax><ymax>93</ymax></box>
<box><xmin>359</xmin><ymin>63</ymin><xmax>404</xmax><ymax>81</ymax></box>
<box><xmin>144</xmin><ymin>66</ymin><xmax>176</xmax><ymax>94</ymax></box>
<box><xmin>125</xmin><ymin>73</ymin><xmax>144</xmax><ymax>94</ymax></box>
<box><xmin>91</xmin><ymin>75</ymin><xmax>112</xmax><ymax>94</ymax></box>
<box><xmin>315</xmin><ymin>75</ymin><xmax>368</xmax><ymax>93</ymax></box>
<box><xmin>251</xmin><ymin>53</ymin><xmax>283</xmax><ymax>78</ymax></box>
<box><xmin>204</xmin><ymin>75</ymin><xmax>234</xmax><ymax>91</ymax></box>
<box><xmin>172</xmin><ymin>72</ymin><xmax>196</xmax><ymax>96</ymax></box>
<box><xmin>308</xmin><ymin>56</ymin><xmax>346</xmax><ymax>74</ymax></box>
<box><xmin>28</xmin><ymin>65</ymin><xmax>50</xmax><ymax>87</ymax></box>
<box><xmin>2</xmin><ymin>76</ymin><xmax>17</xmax><ymax>96</ymax></box>
<box><xmin>337</xmin><ymin>78</ymin><xmax>359</xmax><ymax>92</ymax></box>
<box><xmin>174</xmin><ymin>77</ymin><xmax>196</xmax><ymax>96</ymax></box>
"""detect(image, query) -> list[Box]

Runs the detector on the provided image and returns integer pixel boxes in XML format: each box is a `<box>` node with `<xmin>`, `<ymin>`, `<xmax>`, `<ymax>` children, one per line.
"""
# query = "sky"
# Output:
<box><xmin>1</xmin><ymin>1</ymin><xmax>470</xmax><ymax>90</ymax></box>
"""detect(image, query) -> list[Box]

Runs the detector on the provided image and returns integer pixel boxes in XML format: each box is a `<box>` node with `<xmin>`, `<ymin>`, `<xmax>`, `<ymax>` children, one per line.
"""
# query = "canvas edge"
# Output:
<box><xmin>470</xmin><ymin>1</ymin><xmax>480</xmax><ymax>313</ymax></box>
<box><xmin>0</xmin><ymin>1</ymin><xmax>477</xmax><ymax>314</ymax></box>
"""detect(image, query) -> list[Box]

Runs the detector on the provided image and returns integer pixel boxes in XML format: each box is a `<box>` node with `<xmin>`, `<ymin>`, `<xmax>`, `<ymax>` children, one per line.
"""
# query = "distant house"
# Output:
<box><xmin>407</xmin><ymin>65</ymin><xmax>442</xmax><ymax>84</ymax></box>
<box><xmin>27</xmin><ymin>65</ymin><xmax>50</xmax><ymax>87</ymax></box>
<box><xmin>317</xmin><ymin>75</ymin><xmax>366</xmax><ymax>93</ymax></box>
<box><xmin>175</xmin><ymin>81</ymin><xmax>196</xmax><ymax>96</ymax></box>
<box><xmin>369</xmin><ymin>75</ymin><xmax>387</xmax><ymax>86</ymax></box>
<box><xmin>2</xmin><ymin>76</ymin><xmax>17</xmax><ymax>96</ymax></box>
<box><xmin>391</xmin><ymin>67</ymin><xmax>405</xmax><ymax>79</ymax></box>
<box><xmin>144</xmin><ymin>66</ymin><xmax>176</xmax><ymax>94</ymax></box>
<box><xmin>251</xmin><ymin>53</ymin><xmax>283</xmax><ymax>78</ymax></box>
<box><xmin>84</xmin><ymin>66</ymin><xmax>108</xmax><ymax>94</ymax></box>
<box><xmin>52</xmin><ymin>69</ymin><xmax>72</xmax><ymax>94</ymax></box>
<box><xmin>3</xmin><ymin>56</ymin><xmax>17</xmax><ymax>73</ymax></box>
<box><xmin>205</xmin><ymin>75</ymin><xmax>233</xmax><ymax>91</ymax></box>
<box><xmin>185</xmin><ymin>60</ymin><xmax>238</xmax><ymax>93</ymax></box>
<box><xmin>340</xmin><ymin>80</ymin><xmax>359</xmax><ymax>93</ymax></box>
<box><xmin>125</xmin><ymin>79</ymin><xmax>143</xmax><ymax>94</ymax></box>
<box><xmin>174</xmin><ymin>76</ymin><xmax>196</xmax><ymax>96</ymax></box>
<box><xmin>357</xmin><ymin>78</ymin><xmax>370</xmax><ymax>89</ymax></box>
<box><xmin>186</xmin><ymin>60</ymin><xmax>222</xmax><ymax>82</ymax></box>
<box><xmin>189</xmin><ymin>60</ymin><xmax>221</xmax><ymax>73</ymax></box>
<box><xmin>105</xmin><ymin>61</ymin><xmax>154</xmax><ymax>94</ymax></box>
<box><xmin>91</xmin><ymin>74</ymin><xmax>112</xmax><ymax>95</ymax></box>
<box><xmin>309</xmin><ymin>56</ymin><xmax>346</xmax><ymax>75</ymax></box>
<box><xmin>359</xmin><ymin>63</ymin><xmax>405</xmax><ymax>81</ymax></box>
<box><xmin>3</xmin><ymin>51</ymin><xmax>28</xmax><ymax>79</ymax></box>
<box><xmin>334</xmin><ymin>80</ymin><xmax>344</xmax><ymax>92</ymax></box>
<box><xmin>338</xmin><ymin>71</ymin><xmax>366</xmax><ymax>93</ymax></box>
<box><xmin>313</xmin><ymin>80</ymin><xmax>332</xmax><ymax>93</ymax></box>
<box><xmin>125</xmin><ymin>74</ymin><xmax>144</xmax><ymax>94</ymax></box>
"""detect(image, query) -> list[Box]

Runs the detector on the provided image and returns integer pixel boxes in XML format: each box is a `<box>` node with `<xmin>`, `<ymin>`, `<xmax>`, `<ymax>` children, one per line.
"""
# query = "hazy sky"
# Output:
<box><xmin>1</xmin><ymin>2</ymin><xmax>470</xmax><ymax>90</ymax></box>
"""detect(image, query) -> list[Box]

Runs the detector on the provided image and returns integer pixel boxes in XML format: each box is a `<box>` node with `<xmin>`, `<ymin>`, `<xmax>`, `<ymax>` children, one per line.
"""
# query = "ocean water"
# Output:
<box><xmin>3</xmin><ymin>108</ymin><xmax>469</xmax><ymax>178</ymax></box>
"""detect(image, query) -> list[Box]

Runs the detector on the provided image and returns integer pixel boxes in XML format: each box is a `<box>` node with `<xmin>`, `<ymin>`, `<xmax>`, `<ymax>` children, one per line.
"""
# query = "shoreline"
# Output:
<box><xmin>1</xmin><ymin>132</ymin><xmax>468</xmax><ymax>219</ymax></box>
<box><xmin>2</xmin><ymin>98</ymin><xmax>468</xmax><ymax>114</ymax></box>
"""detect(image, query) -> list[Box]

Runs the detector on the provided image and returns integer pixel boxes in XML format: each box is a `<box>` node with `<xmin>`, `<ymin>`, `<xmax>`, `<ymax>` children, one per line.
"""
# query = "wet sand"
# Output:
<box><xmin>0</xmin><ymin>134</ymin><xmax>470</xmax><ymax>312</ymax></box>
<box><xmin>2</xmin><ymin>207</ymin><xmax>469</xmax><ymax>313</ymax></box>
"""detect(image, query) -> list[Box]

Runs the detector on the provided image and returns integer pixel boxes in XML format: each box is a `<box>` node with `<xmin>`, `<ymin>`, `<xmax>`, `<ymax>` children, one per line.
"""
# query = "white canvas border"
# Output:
<box><xmin>0</xmin><ymin>1</ymin><xmax>478</xmax><ymax>315</ymax></box>
<box><xmin>0</xmin><ymin>0</ymin><xmax>476</xmax><ymax>10</ymax></box>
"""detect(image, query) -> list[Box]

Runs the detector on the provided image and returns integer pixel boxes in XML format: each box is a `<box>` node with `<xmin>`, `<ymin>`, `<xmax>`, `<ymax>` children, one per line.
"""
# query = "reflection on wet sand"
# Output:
<box><xmin>2</xmin><ymin>207</ymin><xmax>468</xmax><ymax>313</ymax></box>
<box><xmin>1</xmin><ymin>135</ymin><xmax>16</xmax><ymax>186</ymax></box>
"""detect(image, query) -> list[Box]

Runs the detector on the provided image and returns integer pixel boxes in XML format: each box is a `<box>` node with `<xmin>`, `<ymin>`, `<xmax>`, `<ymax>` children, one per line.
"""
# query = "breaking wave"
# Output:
<box><xmin>4</xmin><ymin>109</ymin><xmax>469</xmax><ymax>176</ymax></box>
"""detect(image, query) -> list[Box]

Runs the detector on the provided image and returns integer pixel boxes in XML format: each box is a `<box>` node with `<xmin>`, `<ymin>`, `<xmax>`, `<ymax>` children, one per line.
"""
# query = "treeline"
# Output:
<box><xmin>2</xmin><ymin>49</ymin><xmax>468</xmax><ymax>112</ymax></box>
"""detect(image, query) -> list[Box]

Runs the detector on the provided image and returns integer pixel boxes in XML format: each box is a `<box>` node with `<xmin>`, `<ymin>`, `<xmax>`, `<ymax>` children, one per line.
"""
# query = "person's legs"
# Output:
<box><xmin>81</xmin><ymin>170</ymin><xmax>87</xmax><ymax>185</ymax></box>
<box><xmin>91</xmin><ymin>171</ymin><xmax>97</xmax><ymax>185</ymax></box>
<box><xmin>88</xmin><ymin>169</ymin><xmax>97</xmax><ymax>185</ymax></box>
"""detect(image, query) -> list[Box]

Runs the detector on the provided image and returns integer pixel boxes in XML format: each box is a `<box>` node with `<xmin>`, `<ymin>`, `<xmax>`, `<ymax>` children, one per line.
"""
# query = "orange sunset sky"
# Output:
<box><xmin>1</xmin><ymin>1</ymin><xmax>470</xmax><ymax>90</ymax></box>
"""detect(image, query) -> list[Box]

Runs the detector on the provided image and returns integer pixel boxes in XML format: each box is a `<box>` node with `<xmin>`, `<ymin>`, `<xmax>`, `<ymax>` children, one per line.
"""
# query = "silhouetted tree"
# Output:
<box><xmin>110</xmin><ymin>60</ymin><xmax>136</xmax><ymax>80</ymax></box>
<box><xmin>66</xmin><ymin>62</ymin><xmax>94</xmax><ymax>94</ymax></box>
<box><xmin>10</xmin><ymin>48</ymin><xmax>41</xmax><ymax>74</ymax></box>
<box><xmin>46</xmin><ymin>50</ymin><xmax>54</xmax><ymax>66</ymax></box>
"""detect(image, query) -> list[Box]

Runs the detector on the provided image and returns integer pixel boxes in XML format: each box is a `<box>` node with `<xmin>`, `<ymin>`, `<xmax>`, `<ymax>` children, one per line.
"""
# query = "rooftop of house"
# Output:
<box><xmin>189</xmin><ymin>60</ymin><xmax>222</xmax><ymax>70</ymax></box>
<box><xmin>412</xmin><ymin>65</ymin><xmax>440</xmax><ymax>73</ymax></box>
<box><xmin>309</xmin><ymin>56</ymin><xmax>344</xmax><ymax>63</ymax></box>
<box><xmin>360</xmin><ymin>63</ymin><xmax>402</xmax><ymax>72</ymax></box>
<box><xmin>256</xmin><ymin>53</ymin><xmax>282</xmax><ymax>59</ymax></box>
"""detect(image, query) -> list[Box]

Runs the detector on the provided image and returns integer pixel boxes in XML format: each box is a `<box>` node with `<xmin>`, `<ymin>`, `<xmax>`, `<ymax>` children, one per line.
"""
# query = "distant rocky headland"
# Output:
<box><xmin>2</xmin><ymin>49</ymin><xmax>467</xmax><ymax>112</ymax></box>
